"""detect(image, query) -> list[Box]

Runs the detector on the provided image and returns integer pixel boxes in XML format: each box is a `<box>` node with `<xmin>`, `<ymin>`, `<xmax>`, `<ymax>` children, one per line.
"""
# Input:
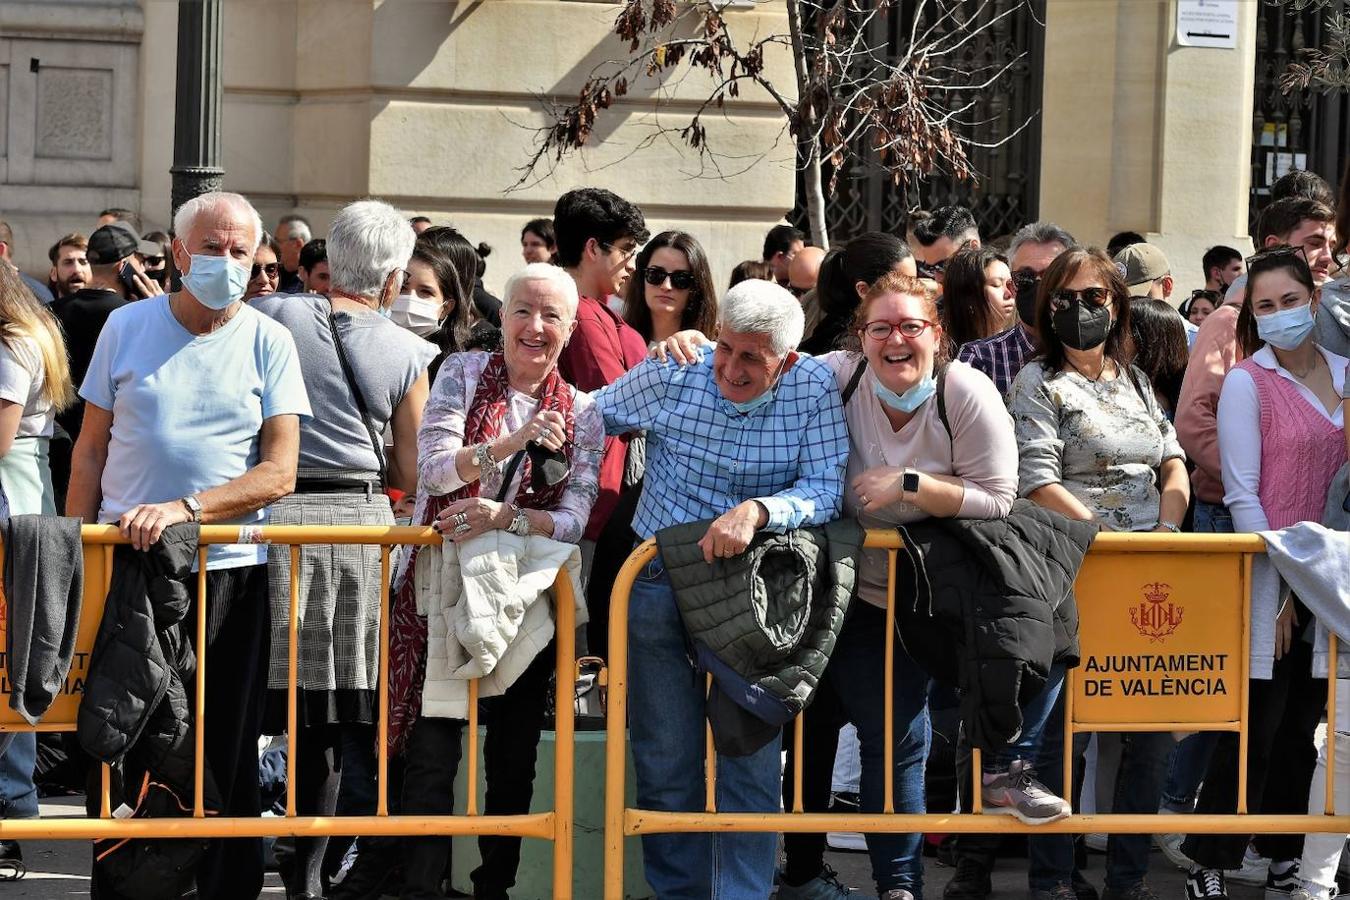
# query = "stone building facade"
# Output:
<box><xmin>0</xmin><ymin>0</ymin><xmax>1272</xmax><ymax>293</ymax></box>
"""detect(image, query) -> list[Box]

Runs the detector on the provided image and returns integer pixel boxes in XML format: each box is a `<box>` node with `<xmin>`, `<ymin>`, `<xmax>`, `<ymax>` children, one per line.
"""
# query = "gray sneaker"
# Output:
<box><xmin>1031</xmin><ymin>883</ymin><xmax>1081</xmax><ymax>900</ymax></box>
<box><xmin>777</xmin><ymin>865</ymin><xmax>876</xmax><ymax>899</ymax></box>
<box><xmin>982</xmin><ymin>759</ymin><xmax>1071</xmax><ymax>824</ymax></box>
<box><xmin>881</xmin><ymin>891</ymin><xmax>916</xmax><ymax>900</ymax></box>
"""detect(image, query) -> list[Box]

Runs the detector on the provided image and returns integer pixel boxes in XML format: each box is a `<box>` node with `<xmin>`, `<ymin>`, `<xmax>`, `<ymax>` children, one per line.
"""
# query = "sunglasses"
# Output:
<box><xmin>1189</xmin><ymin>289</ymin><xmax>1222</xmax><ymax>303</ymax></box>
<box><xmin>642</xmin><ymin>266</ymin><xmax>696</xmax><ymax>291</ymax></box>
<box><xmin>1011</xmin><ymin>269</ymin><xmax>1041</xmax><ymax>296</ymax></box>
<box><xmin>862</xmin><ymin>318</ymin><xmax>937</xmax><ymax>341</ymax></box>
<box><xmin>916</xmin><ymin>259</ymin><xmax>947</xmax><ymax>280</ymax></box>
<box><xmin>143</xmin><ymin>255</ymin><xmax>165</xmax><ymax>267</ymax></box>
<box><xmin>251</xmin><ymin>262</ymin><xmax>281</xmax><ymax>279</ymax></box>
<box><xmin>1246</xmin><ymin>244</ymin><xmax>1309</xmax><ymax>268</ymax></box>
<box><xmin>1049</xmin><ymin>287</ymin><xmax>1112</xmax><ymax>311</ymax></box>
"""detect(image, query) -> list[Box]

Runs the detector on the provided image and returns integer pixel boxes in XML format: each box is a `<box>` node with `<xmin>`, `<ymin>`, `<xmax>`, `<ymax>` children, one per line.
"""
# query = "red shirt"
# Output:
<box><xmin>558</xmin><ymin>295</ymin><xmax>648</xmax><ymax>540</ymax></box>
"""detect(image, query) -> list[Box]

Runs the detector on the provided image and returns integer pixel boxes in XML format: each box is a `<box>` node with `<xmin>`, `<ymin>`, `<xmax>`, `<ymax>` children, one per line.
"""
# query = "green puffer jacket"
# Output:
<box><xmin>655</xmin><ymin>517</ymin><xmax>863</xmax><ymax>750</ymax></box>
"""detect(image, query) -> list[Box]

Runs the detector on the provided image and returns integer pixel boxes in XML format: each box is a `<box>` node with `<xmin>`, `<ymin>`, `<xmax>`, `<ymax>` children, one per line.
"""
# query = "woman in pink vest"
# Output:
<box><xmin>1182</xmin><ymin>247</ymin><xmax>1348</xmax><ymax>900</ymax></box>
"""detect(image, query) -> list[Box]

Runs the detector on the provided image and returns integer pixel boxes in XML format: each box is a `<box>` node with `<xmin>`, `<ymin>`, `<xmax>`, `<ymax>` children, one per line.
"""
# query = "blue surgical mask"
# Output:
<box><xmin>182</xmin><ymin>254</ymin><xmax>250</xmax><ymax>310</ymax></box>
<box><xmin>874</xmin><ymin>372</ymin><xmax>936</xmax><ymax>413</ymax></box>
<box><xmin>729</xmin><ymin>357</ymin><xmax>788</xmax><ymax>415</ymax></box>
<box><xmin>1256</xmin><ymin>302</ymin><xmax>1317</xmax><ymax>351</ymax></box>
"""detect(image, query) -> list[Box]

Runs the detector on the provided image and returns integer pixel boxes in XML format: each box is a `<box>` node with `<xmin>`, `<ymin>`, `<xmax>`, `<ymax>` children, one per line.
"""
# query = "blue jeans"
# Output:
<box><xmin>1028</xmin><ymin>681</ymin><xmax>1174</xmax><ymax>891</ymax></box>
<box><xmin>1161</xmin><ymin>732</ymin><xmax>1218</xmax><ymax>812</ymax></box>
<box><xmin>828</xmin><ymin>601</ymin><xmax>931</xmax><ymax>896</ymax></box>
<box><xmin>0</xmin><ymin>733</ymin><xmax>38</xmax><ymax>819</ymax></box>
<box><xmin>1192</xmin><ymin>500</ymin><xmax>1234</xmax><ymax>534</ymax></box>
<box><xmin>628</xmin><ymin>556</ymin><xmax>782</xmax><ymax>900</ymax></box>
<box><xmin>992</xmin><ymin>663</ymin><xmax>1066</xmax><ymax>772</ymax></box>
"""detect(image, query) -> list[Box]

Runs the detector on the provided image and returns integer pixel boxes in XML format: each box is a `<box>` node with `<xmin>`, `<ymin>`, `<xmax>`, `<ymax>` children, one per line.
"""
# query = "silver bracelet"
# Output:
<box><xmin>474</xmin><ymin>442</ymin><xmax>501</xmax><ymax>479</ymax></box>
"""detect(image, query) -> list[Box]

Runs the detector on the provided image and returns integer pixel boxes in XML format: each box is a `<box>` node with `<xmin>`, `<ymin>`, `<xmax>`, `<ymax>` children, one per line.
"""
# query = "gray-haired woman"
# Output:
<box><xmin>253</xmin><ymin>199</ymin><xmax>434</xmax><ymax>900</ymax></box>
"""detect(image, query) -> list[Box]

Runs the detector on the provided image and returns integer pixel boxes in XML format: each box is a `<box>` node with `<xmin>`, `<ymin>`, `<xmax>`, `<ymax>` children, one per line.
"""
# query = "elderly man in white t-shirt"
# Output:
<box><xmin>66</xmin><ymin>191</ymin><xmax>310</xmax><ymax>900</ymax></box>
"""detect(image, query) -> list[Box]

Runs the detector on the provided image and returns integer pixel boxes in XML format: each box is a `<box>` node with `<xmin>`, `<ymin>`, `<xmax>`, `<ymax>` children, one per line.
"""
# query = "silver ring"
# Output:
<box><xmin>454</xmin><ymin>513</ymin><xmax>469</xmax><ymax>526</ymax></box>
<box><xmin>454</xmin><ymin>522</ymin><xmax>472</xmax><ymax>534</ymax></box>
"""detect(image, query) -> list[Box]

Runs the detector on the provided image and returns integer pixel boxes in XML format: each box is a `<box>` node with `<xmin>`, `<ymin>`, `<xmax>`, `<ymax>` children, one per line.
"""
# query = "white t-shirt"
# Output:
<box><xmin>0</xmin><ymin>336</ymin><xmax>54</xmax><ymax>439</ymax></box>
<box><xmin>80</xmin><ymin>296</ymin><xmax>312</xmax><ymax>569</ymax></box>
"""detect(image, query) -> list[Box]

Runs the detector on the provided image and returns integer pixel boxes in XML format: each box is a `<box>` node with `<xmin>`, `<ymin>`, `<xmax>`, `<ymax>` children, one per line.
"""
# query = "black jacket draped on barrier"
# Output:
<box><xmin>657</xmin><ymin>517</ymin><xmax>863</xmax><ymax>755</ymax></box>
<box><xmin>77</xmin><ymin>522</ymin><xmax>222</xmax><ymax>900</ymax></box>
<box><xmin>894</xmin><ymin>500</ymin><xmax>1098</xmax><ymax>752</ymax></box>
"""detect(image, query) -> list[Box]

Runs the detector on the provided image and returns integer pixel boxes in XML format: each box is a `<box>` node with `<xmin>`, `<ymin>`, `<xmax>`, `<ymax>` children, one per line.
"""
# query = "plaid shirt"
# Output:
<box><xmin>594</xmin><ymin>354</ymin><xmax>848</xmax><ymax>539</ymax></box>
<box><xmin>957</xmin><ymin>324</ymin><xmax>1037</xmax><ymax>398</ymax></box>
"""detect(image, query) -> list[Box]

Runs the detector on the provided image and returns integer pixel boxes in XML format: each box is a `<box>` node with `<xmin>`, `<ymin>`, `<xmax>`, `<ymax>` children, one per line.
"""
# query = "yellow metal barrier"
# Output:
<box><xmin>0</xmin><ymin>525</ymin><xmax>576</xmax><ymax>899</ymax></box>
<box><xmin>602</xmin><ymin>531</ymin><xmax>1350</xmax><ymax>899</ymax></box>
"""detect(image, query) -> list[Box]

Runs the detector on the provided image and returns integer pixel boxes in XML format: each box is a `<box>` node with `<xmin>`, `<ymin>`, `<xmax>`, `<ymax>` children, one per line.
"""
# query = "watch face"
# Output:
<box><xmin>902</xmin><ymin>471</ymin><xmax>921</xmax><ymax>493</ymax></box>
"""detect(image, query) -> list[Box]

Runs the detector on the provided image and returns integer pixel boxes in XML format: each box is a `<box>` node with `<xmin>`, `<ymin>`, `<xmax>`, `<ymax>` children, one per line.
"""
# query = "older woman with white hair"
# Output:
<box><xmin>383</xmin><ymin>261</ymin><xmax>603</xmax><ymax>900</ymax></box>
<box><xmin>251</xmin><ymin>198</ymin><xmax>435</xmax><ymax>900</ymax></box>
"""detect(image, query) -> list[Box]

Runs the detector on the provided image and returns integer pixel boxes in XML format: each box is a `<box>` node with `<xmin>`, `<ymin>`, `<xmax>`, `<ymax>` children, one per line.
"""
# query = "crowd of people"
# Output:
<box><xmin>0</xmin><ymin>165</ymin><xmax>1345</xmax><ymax>900</ymax></box>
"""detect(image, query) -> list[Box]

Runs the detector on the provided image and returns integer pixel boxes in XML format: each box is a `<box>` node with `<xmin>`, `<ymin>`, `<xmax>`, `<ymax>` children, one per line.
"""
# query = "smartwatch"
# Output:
<box><xmin>181</xmin><ymin>495</ymin><xmax>203</xmax><ymax>523</ymax></box>
<box><xmin>901</xmin><ymin>468</ymin><xmax>921</xmax><ymax>498</ymax></box>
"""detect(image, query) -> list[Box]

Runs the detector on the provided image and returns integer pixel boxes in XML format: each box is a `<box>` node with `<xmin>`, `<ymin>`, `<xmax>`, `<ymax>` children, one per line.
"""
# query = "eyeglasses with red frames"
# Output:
<box><xmin>862</xmin><ymin>318</ymin><xmax>938</xmax><ymax>341</ymax></box>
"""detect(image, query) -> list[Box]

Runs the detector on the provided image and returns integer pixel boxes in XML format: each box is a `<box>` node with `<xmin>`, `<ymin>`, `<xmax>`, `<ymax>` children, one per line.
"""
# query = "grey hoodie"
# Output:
<box><xmin>1316</xmin><ymin>277</ymin><xmax>1350</xmax><ymax>358</ymax></box>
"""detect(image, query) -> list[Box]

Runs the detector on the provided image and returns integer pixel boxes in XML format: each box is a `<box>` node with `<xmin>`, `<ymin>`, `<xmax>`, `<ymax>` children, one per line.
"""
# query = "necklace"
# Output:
<box><xmin>1066</xmin><ymin>357</ymin><xmax>1110</xmax><ymax>383</ymax></box>
<box><xmin>1285</xmin><ymin>353</ymin><xmax>1321</xmax><ymax>380</ymax></box>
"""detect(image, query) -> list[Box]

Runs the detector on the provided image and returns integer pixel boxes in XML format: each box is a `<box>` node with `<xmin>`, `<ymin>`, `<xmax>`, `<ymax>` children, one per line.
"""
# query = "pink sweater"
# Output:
<box><xmin>821</xmin><ymin>353</ymin><xmax>1018</xmax><ymax>607</ymax></box>
<box><xmin>1237</xmin><ymin>358</ymin><xmax>1346</xmax><ymax>530</ymax></box>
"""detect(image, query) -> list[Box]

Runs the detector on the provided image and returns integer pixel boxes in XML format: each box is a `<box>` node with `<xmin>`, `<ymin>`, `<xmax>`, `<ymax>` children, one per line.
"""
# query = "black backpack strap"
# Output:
<box><xmin>326</xmin><ymin>313</ymin><xmax>387</xmax><ymax>488</ymax></box>
<box><xmin>935</xmin><ymin>362</ymin><xmax>952</xmax><ymax>446</ymax></box>
<box><xmin>841</xmin><ymin>356</ymin><xmax>867</xmax><ymax>406</ymax></box>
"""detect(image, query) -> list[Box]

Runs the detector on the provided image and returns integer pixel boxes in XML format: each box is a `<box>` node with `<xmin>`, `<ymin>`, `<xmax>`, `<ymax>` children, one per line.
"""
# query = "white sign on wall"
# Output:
<box><xmin>1176</xmin><ymin>0</ymin><xmax>1239</xmax><ymax>49</ymax></box>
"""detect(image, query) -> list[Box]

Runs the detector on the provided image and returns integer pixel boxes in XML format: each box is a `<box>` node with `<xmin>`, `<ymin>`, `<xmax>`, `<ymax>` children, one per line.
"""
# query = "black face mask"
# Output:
<box><xmin>1051</xmin><ymin>301</ymin><xmax>1112</xmax><ymax>351</ymax></box>
<box><xmin>1013</xmin><ymin>270</ymin><xmax>1040</xmax><ymax>326</ymax></box>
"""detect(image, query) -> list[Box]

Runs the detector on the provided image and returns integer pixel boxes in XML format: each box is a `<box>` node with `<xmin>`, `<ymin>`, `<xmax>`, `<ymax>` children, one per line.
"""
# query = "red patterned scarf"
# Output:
<box><xmin>386</xmin><ymin>352</ymin><xmax>576</xmax><ymax>754</ymax></box>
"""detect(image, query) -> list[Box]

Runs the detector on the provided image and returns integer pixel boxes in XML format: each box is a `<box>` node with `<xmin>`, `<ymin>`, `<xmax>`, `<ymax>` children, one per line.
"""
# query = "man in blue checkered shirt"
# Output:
<box><xmin>594</xmin><ymin>279</ymin><xmax>847</xmax><ymax>900</ymax></box>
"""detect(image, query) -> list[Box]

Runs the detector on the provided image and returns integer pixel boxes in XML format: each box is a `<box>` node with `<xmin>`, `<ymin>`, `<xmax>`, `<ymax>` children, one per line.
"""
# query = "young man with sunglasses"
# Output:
<box><xmin>553</xmin><ymin>187</ymin><xmax>651</xmax><ymax>575</ymax></box>
<box><xmin>956</xmin><ymin>221</ymin><xmax>1077</xmax><ymax>398</ymax></box>
<box><xmin>911</xmin><ymin>205</ymin><xmax>981</xmax><ymax>285</ymax></box>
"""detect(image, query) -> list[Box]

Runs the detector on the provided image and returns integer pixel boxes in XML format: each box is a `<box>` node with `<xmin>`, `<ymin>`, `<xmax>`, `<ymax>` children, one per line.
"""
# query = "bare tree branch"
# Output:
<box><xmin>512</xmin><ymin>0</ymin><xmax>1039</xmax><ymax>243</ymax></box>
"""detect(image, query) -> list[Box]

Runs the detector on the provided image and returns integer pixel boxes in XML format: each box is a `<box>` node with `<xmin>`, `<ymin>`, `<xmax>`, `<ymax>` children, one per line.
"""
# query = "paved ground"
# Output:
<box><xmin>8</xmin><ymin>799</ymin><xmax>1275</xmax><ymax>899</ymax></box>
<box><xmin>822</xmin><ymin>838</ymin><xmax>1268</xmax><ymax>900</ymax></box>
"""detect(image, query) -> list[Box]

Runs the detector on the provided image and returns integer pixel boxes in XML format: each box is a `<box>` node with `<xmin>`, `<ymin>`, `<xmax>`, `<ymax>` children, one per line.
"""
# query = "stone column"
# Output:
<box><xmin>170</xmin><ymin>0</ymin><xmax>224</xmax><ymax>219</ymax></box>
<box><xmin>1037</xmin><ymin>0</ymin><xmax>1257</xmax><ymax>288</ymax></box>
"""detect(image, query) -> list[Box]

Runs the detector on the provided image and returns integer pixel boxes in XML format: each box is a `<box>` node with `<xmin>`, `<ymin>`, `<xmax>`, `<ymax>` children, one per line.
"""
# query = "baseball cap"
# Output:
<box><xmin>87</xmin><ymin>222</ymin><xmax>161</xmax><ymax>265</ymax></box>
<box><xmin>1113</xmin><ymin>242</ymin><xmax>1171</xmax><ymax>291</ymax></box>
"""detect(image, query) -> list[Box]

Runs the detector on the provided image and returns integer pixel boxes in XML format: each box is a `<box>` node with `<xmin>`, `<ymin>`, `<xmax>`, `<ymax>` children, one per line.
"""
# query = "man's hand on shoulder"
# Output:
<box><xmin>697</xmin><ymin>500</ymin><xmax>768</xmax><ymax>564</ymax></box>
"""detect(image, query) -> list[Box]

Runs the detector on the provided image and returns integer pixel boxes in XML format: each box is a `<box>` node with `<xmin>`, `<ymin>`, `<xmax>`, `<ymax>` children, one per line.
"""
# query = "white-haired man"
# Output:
<box><xmin>67</xmin><ymin>190</ymin><xmax>310</xmax><ymax>899</ymax></box>
<box><xmin>593</xmin><ymin>279</ymin><xmax>848</xmax><ymax>900</ymax></box>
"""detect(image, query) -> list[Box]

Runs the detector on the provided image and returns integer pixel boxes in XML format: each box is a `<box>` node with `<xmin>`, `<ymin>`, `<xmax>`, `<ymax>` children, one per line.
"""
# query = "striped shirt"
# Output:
<box><xmin>957</xmin><ymin>324</ymin><xmax>1037</xmax><ymax>398</ymax></box>
<box><xmin>593</xmin><ymin>353</ymin><xmax>848</xmax><ymax>539</ymax></box>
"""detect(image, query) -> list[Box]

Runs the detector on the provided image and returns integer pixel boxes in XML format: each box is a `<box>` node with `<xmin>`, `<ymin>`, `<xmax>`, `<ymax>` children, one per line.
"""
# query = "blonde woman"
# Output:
<box><xmin>0</xmin><ymin>264</ymin><xmax>75</xmax><ymax>516</ymax></box>
<box><xmin>0</xmin><ymin>263</ymin><xmax>75</xmax><ymax>873</ymax></box>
